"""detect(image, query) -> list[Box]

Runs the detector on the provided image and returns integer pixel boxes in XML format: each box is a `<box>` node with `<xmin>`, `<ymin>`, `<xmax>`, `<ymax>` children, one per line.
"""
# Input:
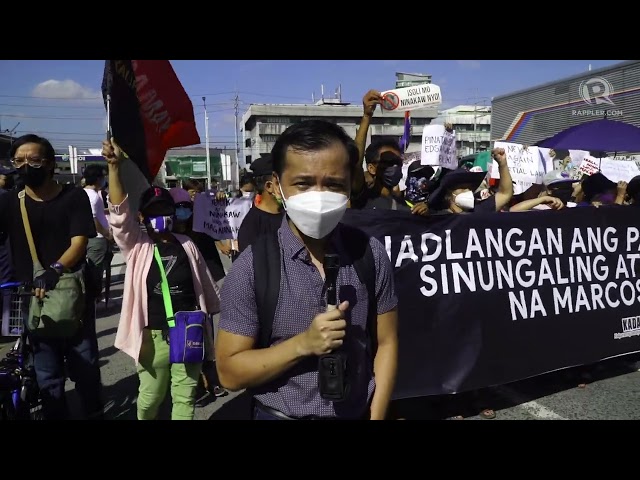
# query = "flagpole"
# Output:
<box><xmin>203</xmin><ymin>97</ymin><xmax>212</xmax><ymax>190</ymax></box>
<box><xmin>106</xmin><ymin>94</ymin><xmax>112</xmax><ymax>140</ymax></box>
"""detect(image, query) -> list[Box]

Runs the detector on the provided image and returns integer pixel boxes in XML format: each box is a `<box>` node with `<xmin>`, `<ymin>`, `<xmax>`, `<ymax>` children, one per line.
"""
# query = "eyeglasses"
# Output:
<box><xmin>11</xmin><ymin>156</ymin><xmax>47</xmax><ymax>169</ymax></box>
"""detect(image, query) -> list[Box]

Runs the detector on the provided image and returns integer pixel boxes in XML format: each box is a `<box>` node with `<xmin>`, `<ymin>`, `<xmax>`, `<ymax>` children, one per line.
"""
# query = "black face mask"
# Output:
<box><xmin>17</xmin><ymin>165</ymin><xmax>49</xmax><ymax>188</ymax></box>
<box><xmin>381</xmin><ymin>165</ymin><xmax>403</xmax><ymax>189</ymax></box>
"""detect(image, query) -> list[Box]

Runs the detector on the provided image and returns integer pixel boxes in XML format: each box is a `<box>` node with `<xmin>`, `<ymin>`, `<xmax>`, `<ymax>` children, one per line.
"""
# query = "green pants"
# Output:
<box><xmin>137</xmin><ymin>329</ymin><xmax>202</xmax><ymax>420</ymax></box>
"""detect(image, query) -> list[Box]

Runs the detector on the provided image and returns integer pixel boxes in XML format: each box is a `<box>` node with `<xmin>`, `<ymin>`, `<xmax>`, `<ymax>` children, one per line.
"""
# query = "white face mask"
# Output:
<box><xmin>453</xmin><ymin>190</ymin><xmax>475</xmax><ymax>211</ymax></box>
<box><xmin>278</xmin><ymin>184</ymin><xmax>348</xmax><ymax>239</ymax></box>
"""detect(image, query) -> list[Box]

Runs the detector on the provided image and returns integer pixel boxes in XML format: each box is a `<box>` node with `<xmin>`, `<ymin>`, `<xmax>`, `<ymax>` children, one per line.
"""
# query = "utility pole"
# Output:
<box><xmin>202</xmin><ymin>97</ymin><xmax>211</xmax><ymax>190</ymax></box>
<box><xmin>233</xmin><ymin>92</ymin><xmax>240</xmax><ymax>190</ymax></box>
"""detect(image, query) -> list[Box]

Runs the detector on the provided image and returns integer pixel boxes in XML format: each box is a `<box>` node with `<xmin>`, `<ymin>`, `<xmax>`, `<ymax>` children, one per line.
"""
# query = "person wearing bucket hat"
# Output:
<box><xmin>581</xmin><ymin>172</ymin><xmax>619</xmax><ymax>206</ymax></box>
<box><xmin>428</xmin><ymin>147</ymin><xmax>513</xmax><ymax>214</ymax></box>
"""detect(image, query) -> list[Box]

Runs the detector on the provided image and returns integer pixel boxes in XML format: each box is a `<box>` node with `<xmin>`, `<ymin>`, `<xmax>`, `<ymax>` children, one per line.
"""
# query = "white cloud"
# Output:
<box><xmin>457</xmin><ymin>60</ymin><xmax>481</xmax><ymax>70</ymax></box>
<box><xmin>31</xmin><ymin>79</ymin><xmax>100</xmax><ymax>99</ymax></box>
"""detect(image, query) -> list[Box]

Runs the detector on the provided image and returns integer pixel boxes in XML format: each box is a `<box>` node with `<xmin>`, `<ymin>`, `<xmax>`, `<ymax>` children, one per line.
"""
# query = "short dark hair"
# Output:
<box><xmin>364</xmin><ymin>137</ymin><xmax>401</xmax><ymax>164</ymax></box>
<box><xmin>271</xmin><ymin>120</ymin><xmax>359</xmax><ymax>178</ymax></box>
<box><xmin>254</xmin><ymin>174</ymin><xmax>271</xmax><ymax>194</ymax></box>
<box><xmin>183</xmin><ymin>178</ymin><xmax>203</xmax><ymax>192</ymax></box>
<box><xmin>9</xmin><ymin>134</ymin><xmax>56</xmax><ymax>164</ymax></box>
<box><xmin>240</xmin><ymin>173</ymin><xmax>254</xmax><ymax>188</ymax></box>
<box><xmin>83</xmin><ymin>164</ymin><xmax>105</xmax><ymax>186</ymax></box>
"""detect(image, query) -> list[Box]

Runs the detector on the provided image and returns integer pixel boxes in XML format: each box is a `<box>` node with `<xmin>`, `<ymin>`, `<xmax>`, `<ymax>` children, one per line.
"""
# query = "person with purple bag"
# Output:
<box><xmin>101</xmin><ymin>138</ymin><xmax>220</xmax><ymax>420</ymax></box>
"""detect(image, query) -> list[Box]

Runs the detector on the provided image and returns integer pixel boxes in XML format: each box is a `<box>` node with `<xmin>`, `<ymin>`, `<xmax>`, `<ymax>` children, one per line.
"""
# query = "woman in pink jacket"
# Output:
<box><xmin>101</xmin><ymin>139</ymin><xmax>220</xmax><ymax>420</ymax></box>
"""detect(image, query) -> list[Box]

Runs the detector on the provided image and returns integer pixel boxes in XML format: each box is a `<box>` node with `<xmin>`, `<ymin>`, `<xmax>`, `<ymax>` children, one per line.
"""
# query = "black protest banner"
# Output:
<box><xmin>342</xmin><ymin>206</ymin><xmax>640</xmax><ymax>399</ymax></box>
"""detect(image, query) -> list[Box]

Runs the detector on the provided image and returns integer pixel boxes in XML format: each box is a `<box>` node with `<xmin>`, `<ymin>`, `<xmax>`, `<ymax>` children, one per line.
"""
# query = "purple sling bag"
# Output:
<box><xmin>154</xmin><ymin>245</ymin><xmax>206</xmax><ymax>364</ymax></box>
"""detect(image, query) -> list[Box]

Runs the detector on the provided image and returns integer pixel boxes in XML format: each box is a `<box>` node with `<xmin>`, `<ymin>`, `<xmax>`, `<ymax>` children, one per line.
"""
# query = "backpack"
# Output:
<box><xmin>252</xmin><ymin>223</ymin><xmax>378</xmax><ymax>353</ymax></box>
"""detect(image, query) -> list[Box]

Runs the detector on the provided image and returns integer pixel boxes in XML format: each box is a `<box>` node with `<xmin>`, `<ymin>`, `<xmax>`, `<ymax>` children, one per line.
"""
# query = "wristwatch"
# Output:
<box><xmin>50</xmin><ymin>262</ymin><xmax>65</xmax><ymax>275</ymax></box>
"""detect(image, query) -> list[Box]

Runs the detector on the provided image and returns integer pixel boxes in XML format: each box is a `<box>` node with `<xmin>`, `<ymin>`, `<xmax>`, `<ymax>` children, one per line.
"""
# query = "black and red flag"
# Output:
<box><xmin>101</xmin><ymin>60</ymin><xmax>200</xmax><ymax>180</ymax></box>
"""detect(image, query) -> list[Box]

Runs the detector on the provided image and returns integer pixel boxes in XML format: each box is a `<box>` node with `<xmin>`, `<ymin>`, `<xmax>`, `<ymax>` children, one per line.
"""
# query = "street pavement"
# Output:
<box><xmin>4</xmin><ymin>251</ymin><xmax>640</xmax><ymax>420</ymax></box>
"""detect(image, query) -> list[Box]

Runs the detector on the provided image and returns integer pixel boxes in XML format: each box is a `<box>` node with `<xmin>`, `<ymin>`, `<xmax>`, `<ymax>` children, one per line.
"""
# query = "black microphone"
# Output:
<box><xmin>318</xmin><ymin>254</ymin><xmax>349</xmax><ymax>401</ymax></box>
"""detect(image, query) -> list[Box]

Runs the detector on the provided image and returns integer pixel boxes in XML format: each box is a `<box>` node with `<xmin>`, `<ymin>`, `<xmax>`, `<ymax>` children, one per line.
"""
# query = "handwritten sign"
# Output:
<box><xmin>575</xmin><ymin>156</ymin><xmax>600</xmax><ymax>178</ymax></box>
<box><xmin>599</xmin><ymin>158</ymin><xmax>640</xmax><ymax>182</ymax></box>
<box><xmin>420</xmin><ymin>125</ymin><xmax>456</xmax><ymax>169</ymax></box>
<box><xmin>380</xmin><ymin>83</ymin><xmax>442</xmax><ymax>113</ymax></box>
<box><xmin>491</xmin><ymin>142</ymin><xmax>545</xmax><ymax>195</ymax></box>
<box><xmin>192</xmin><ymin>193</ymin><xmax>252</xmax><ymax>240</ymax></box>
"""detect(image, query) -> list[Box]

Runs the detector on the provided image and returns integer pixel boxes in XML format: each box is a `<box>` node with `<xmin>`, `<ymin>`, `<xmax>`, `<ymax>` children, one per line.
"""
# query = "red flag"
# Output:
<box><xmin>102</xmin><ymin>60</ymin><xmax>200</xmax><ymax>180</ymax></box>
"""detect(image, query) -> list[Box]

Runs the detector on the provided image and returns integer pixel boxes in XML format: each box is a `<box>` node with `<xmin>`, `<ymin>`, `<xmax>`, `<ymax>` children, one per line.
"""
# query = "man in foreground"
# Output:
<box><xmin>215</xmin><ymin>120</ymin><xmax>398</xmax><ymax>420</ymax></box>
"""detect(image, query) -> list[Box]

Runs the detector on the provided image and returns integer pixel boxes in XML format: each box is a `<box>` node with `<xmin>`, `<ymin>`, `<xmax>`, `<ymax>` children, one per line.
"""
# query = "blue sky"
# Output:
<box><xmin>0</xmin><ymin>60</ymin><xmax>624</xmax><ymax>153</ymax></box>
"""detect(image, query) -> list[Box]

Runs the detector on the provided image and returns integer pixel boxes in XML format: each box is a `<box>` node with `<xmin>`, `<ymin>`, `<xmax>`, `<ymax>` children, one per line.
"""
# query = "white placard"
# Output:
<box><xmin>380</xmin><ymin>84</ymin><xmax>442</xmax><ymax>113</ymax></box>
<box><xmin>599</xmin><ymin>158</ymin><xmax>640</xmax><ymax>182</ymax></box>
<box><xmin>490</xmin><ymin>142</ymin><xmax>545</xmax><ymax>195</ymax></box>
<box><xmin>192</xmin><ymin>193</ymin><xmax>252</xmax><ymax>240</ymax></box>
<box><xmin>537</xmin><ymin>147</ymin><xmax>555</xmax><ymax>174</ymax></box>
<box><xmin>420</xmin><ymin>125</ymin><xmax>456</xmax><ymax>169</ymax></box>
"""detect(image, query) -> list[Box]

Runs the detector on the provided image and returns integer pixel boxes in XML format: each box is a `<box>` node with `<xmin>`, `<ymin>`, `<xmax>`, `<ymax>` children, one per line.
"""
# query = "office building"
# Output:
<box><xmin>431</xmin><ymin>105</ymin><xmax>491</xmax><ymax>157</ymax></box>
<box><xmin>240</xmin><ymin>73</ymin><xmax>439</xmax><ymax>164</ymax></box>
<box><xmin>491</xmin><ymin>60</ymin><xmax>640</xmax><ymax>146</ymax></box>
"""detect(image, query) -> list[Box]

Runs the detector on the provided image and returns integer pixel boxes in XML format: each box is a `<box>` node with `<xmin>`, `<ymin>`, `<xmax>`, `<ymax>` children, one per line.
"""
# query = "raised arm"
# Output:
<box><xmin>101</xmin><ymin>139</ymin><xmax>143</xmax><ymax>257</ymax></box>
<box><xmin>492</xmin><ymin>148</ymin><xmax>514</xmax><ymax>211</ymax></box>
<box><xmin>352</xmin><ymin>90</ymin><xmax>381</xmax><ymax>198</ymax></box>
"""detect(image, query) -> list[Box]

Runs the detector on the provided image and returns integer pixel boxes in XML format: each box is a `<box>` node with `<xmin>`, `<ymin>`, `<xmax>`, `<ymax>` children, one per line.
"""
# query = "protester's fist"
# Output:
<box><xmin>215</xmin><ymin>191</ymin><xmax>227</xmax><ymax>202</ymax></box>
<box><xmin>492</xmin><ymin>148</ymin><xmax>507</xmax><ymax>166</ymax></box>
<box><xmin>300</xmin><ymin>301</ymin><xmax>349</xmax><ymax>356</ymax></box>
<box><xmin>617</xmin><ymin>180</ymin><xmax>628</xmax><ymax>195</ymax></box>
<box><xmin>102</xmin><ymin>138</ymin><xmax>125</xmax><ymax>166</ymax></box>
<box><xmin>363</xmin><ymin>90</ymin><xmax>381</xmax><ymax>116</ymax></box>
<box><xmin>541</xmin><ymin>196</ymin><xmax>564</xmax><ymax>210</ymax></box>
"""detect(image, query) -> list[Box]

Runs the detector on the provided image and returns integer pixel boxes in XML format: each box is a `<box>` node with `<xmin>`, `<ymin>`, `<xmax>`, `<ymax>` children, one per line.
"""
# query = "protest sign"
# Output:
<box><xmin>599</xmin><ymin>158</ymin><xmax>640</xmax><ymax>182</ymax></box>
<box><xmin>380</xmin><ymin>84</ymin><xmax>442</xmax><ymax>113</ymax></box>
<box><xmin>491</xmin><ymin>142</ymin><xmax>545</xmax><ymax>195</ymax></box>
<box><xmin>575</xmin><ymin>156</ymin><xmax>601</xmax><ymax>178</ymax></box>
<box><xmin>342</xmin><ymin>207</ymin><xmax>640</xmax><ymax>399</ymax></box>
<box><xmin>420</xmin><ymin>125</ymin><xmax>457</xmax><ymax>169</ymax></box>
<box><xmin>192</xmin><ymin>193</ymin><xmax>252</xmax><ymax>240</ymax></box>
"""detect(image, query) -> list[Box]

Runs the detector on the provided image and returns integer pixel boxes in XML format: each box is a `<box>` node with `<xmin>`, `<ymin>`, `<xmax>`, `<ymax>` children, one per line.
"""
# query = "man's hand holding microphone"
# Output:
<box><xmin>298</xmin><ymin>300</ymin><xmax>349</xmax><ymax>356</ymax></box>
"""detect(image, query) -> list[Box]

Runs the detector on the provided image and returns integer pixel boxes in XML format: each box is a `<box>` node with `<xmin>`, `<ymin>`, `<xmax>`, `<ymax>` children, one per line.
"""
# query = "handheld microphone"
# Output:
<box><xmin>318</xmin><ymin>254</ymin><xmax>349</xmax><ymax>401</ymax></box>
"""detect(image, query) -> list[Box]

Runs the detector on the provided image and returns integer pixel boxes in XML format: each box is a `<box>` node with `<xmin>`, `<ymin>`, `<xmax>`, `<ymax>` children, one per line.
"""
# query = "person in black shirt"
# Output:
<box><xmin>237</xmin><ymin>154</ymin><xmax>284</xmax><ymax>254</ymax></box>
<box><xmin>170</xmin><ymin>187</ymin><xmax>228</xmax><ymax>398</ymax></box>
<box><xmin>170</xmin><ymin>187</ymin><xmax>226</xmax><ymax>282</ymax></box>
<box><xmin>0</xmin><ymin>134</ymin><xmax>102</xmax><ymax>420</ymax></box>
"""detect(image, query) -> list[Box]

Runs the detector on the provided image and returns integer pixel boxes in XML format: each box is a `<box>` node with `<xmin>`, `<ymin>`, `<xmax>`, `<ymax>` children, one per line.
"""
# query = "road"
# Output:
<box><xmin>4</xmin><ymin>252</ymin><xmax>640</xmax><ymax>420</ymax></box>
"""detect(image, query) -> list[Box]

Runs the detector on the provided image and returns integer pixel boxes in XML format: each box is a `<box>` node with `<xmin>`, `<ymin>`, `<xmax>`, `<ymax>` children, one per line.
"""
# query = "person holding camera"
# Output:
<box><xmin>215</xmin><ymin>120</ymin><xmax>398</xmax><ymax>420</ymax></box>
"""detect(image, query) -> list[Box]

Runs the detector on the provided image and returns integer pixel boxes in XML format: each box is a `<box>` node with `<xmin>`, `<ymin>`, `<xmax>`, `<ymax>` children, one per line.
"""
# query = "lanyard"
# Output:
<box><xmin>153</xmin><ymin>245</ymin><xmax>176</xmax><ymax>328</ymax></box>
